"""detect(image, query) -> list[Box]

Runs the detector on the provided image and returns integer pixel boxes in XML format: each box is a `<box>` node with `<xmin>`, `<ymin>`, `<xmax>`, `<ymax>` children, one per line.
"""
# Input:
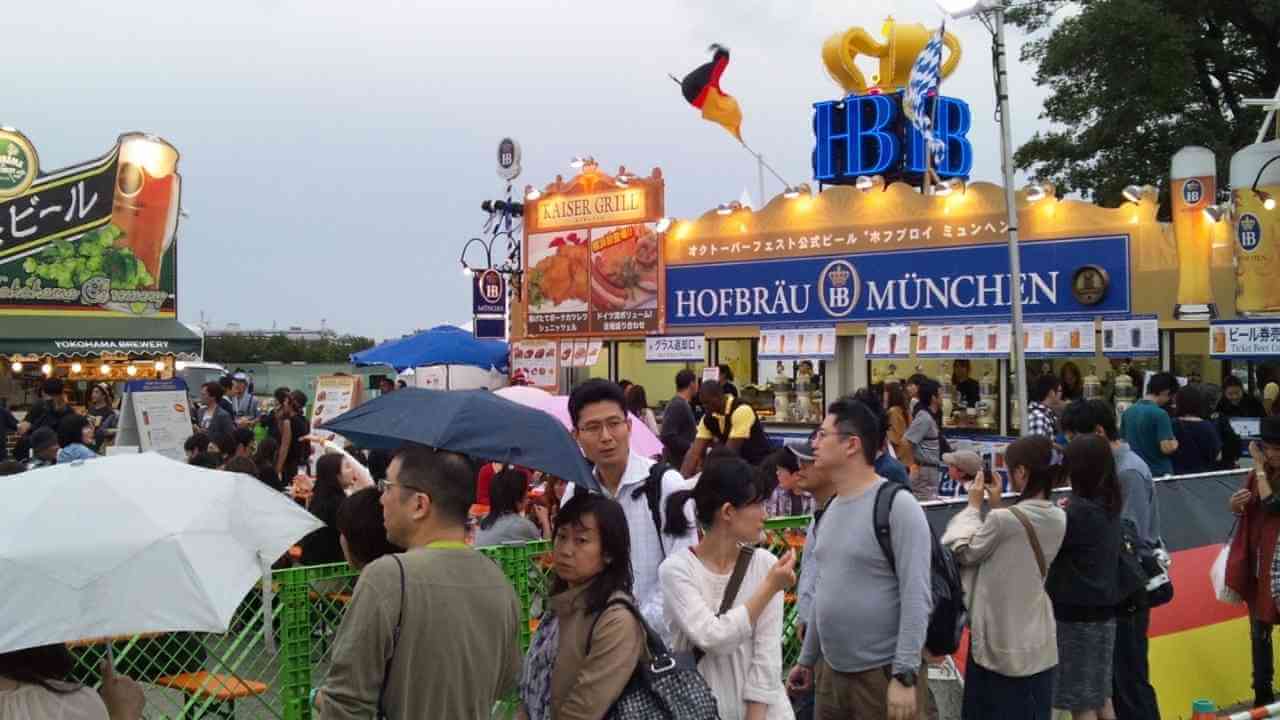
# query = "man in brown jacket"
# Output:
<box><xmin>316</xmin><ymin>446</ymin><xmax>522</xmax><ymax>719</ymax></box>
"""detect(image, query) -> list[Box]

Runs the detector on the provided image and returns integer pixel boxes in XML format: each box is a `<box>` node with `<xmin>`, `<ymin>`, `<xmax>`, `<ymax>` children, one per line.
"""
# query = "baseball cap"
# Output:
<box><xmin>31</xmin><ymin>427</ymin><xmax>58</xmax><ymax>451</ymax></box>
<box><xmin>942</xmin><ymin>449</ymin><xmax>982</xmax><ymax>477</ymax></box>
<box><xmin>1262</xmin><ymin>416</ymin><xmax>1280</xmax><ymax>446</ymax></box>
<box><xmin>785</xmin><ymin>437</ymin><xmax>815</xmax><ymax>463</ymax></box>
<box><xmin>232</xmin><ymin>372</ymin><xmax>249</xmax><ymax>382</ymax></box>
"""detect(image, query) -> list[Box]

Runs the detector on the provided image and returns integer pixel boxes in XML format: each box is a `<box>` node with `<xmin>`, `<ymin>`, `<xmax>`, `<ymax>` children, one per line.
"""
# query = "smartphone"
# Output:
<box><xmin>982</xmin><ymin>455</ymin><xmax>993</xmax><ymax>484</ymax></box>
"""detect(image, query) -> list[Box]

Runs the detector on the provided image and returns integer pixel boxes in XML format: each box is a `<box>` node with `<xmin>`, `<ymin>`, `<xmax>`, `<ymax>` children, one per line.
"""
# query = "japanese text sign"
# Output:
<box><xmin>1210</xmin><ymin>321</ymin><xmax>1280</xmax><ymax>358</ymax></box>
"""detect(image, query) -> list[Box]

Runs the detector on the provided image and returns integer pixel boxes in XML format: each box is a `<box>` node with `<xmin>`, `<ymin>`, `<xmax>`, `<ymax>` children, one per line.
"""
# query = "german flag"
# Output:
<box><xmin>925</xmin><ymin>473</ymin><xmax>1259</xmax><ymax>714</ymax></box>
<box><xmin>679</xmin><ymin>44</ymin><xmax>743</xmax><ymax>141</ymax></box>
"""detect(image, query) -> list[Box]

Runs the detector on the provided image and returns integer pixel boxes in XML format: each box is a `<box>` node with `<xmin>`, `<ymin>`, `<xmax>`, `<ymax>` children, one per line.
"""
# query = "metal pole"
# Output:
<box><xmin>758</xmin><ymin>153</ymin><xmax>766</xmax><ymax>208</ymax></box>
<box><xmin>994</xmin><ymin>7</ymin><xmax>1029</xmax><ymax>433</ymax></box>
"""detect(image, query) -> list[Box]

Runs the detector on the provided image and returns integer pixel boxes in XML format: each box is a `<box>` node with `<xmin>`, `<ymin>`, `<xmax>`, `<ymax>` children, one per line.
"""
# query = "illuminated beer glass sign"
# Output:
<box><xmin>812</xmin><ymin>92</ymin><xmax>974</xmax><ymax>183</ymax></box>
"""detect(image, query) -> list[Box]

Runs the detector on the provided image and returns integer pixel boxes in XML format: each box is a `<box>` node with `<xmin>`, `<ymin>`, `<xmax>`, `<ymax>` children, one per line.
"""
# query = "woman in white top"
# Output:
<box><xmin>659</xmin><ymin>456</ymin><xmax>798</xmax><ymax>720</ymax></box>
<box><xmin>941</xmin><ymin>435</ymin><xmax>1067</xmax><ymax>720</ymax></box>
<box><xmin>0</xmin><ymin>645</ymin><xmax>144</xmax><ymax>720</ymax></box>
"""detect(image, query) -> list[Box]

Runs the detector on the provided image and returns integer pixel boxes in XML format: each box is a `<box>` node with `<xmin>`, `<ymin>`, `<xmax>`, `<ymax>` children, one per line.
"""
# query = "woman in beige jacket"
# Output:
<box><xmin>941</xmin><ymin>435</ymin><xmax>1067</xmax><ymax>720</ymax></box>
<box><xmin>518</xmin><ymin>493</ymin><xmax>645</xmax><ymax>720</ymax></box>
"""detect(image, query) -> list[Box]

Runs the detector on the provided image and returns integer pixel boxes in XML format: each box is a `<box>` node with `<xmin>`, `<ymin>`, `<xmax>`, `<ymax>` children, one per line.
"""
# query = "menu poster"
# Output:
<box><xmin>1022</xmin><ymin>321</ymin><xmax>1096</xmax><ymax>356</ymax></box>
<box><xmin>415</xmin><ymin>366</ymin><xmax>448</xmax><ymax>389</ymax></box>
<box><xmin>917</xmin><ymin>325</ymin><xmax>944</xmax><ymax>355</ymax></box>
<box><xmin>702</xmin><ymin>366</ymin><xmax>721</xmax><ymax>383</ymax></box>
<box><xmin>974</xmin><ymin>324</ymin><xmax>1012</xmax><ymax>355</ymax></box>
<box><xmin>115</xmin><ymin>378</ymin><xmax>193</xmax><ymax>461</ymax></box>
<box><xmin>585</xmin><ymin>340</ymin><xmax>604</xmax><ymax>366</ymax></box>
<box><xmin>759</xmin><ymin>327</ymin><xmax>837</xmax><ymax>360</ymax></box>
<box><xmin>865</xmin><ymin>325</ymin><xmax>910</xmax><ymax>358</ymax></box>
<box><xmin>512</xmin><ymin>340</ymin><xmax>560</xmax><ymax>389</ymax></box>
<box><xmin>312</xmin><ymin>375</ymin><xmax>363</xmax><ymax>445</ymax></box>
<box><xmin>1101</xmin><ymin>317</ymin><xmax>1159</xmax><ymax>356</ymax></box>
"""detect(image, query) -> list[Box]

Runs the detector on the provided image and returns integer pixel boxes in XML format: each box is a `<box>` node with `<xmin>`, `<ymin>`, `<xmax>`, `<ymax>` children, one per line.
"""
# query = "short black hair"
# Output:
<box><xmin>219</xmin><ymin>376</ymin><xmax>233</xmax><ymax>390</ymax></box>
<box><xmin>552</xmin><ymin>493</ymin><xmax>633</xmax><ymax>615</ymax></box>
<box><xmin>907</xmin><ymin>373</ymin><xmax>928</xmax><ymax>388</ymax></box>
<box><xmin>274</xmin><ymin>387</ymin><xmax>291</xmax><ymax>404</ymax></box>
<box><xmin>664</xmin><ymin>456</ymin><xmax>768</xmax><ymax>535</ymax></box>
<box><xmin>337</xmin><ymin>487</ymin><xmax>402</xmax><ymax>567</ymax></box>
<box><xmin>700</xmin><ymin>380</ymin><xmax>724</xmax><ymax>400</ymax></box>
<box><xmin>481</xmin><ymin>468</ymin><xmax>530</xmax><ymax>530</ymax></box>
<box><xmin>214</xmin><ymin>432</ymin><xmax>237</xmax><ymax>457</ymax></box>
<box><xmin>826</xmin><ymin>396</ymin><xmax>881</xmax><ymax>465</ymax></box>
<box><xmin>392</xmin><ymin>446</ymin><xmax>475</xmax><ymax>526</ymax></box>
<box><xmin>185</xmin><ymin>432</ymin><xmax>211</xmax><ymax>454</ymax></box>
<box><xmin>234</xmin><ymin>427</ymin><xmax>255</xmax><ymax>450</ymax></box>
<box><xmin>1175</xmin><ymin>384</ymin><xmax>1209</xmax><ymax>418</ymax></box>
<box><xmin>56</xmin><ymin>413</ymin><xmax>91</xmax><ymax>448</ymax></box>
<box><xmin>289</xmin><ymin>390</ymin><xmax>308</xmax><ymax>412</ymax></box>
<box><xmin>1060</xmin><ymin>399</ymin><xmax>1119</xmax><ymax>441</ymax></box>
<box><xmin>1147</xmin><ymin>371</ymin><xmax>1179</xmax><ymax>397</ymax></box>
<box><xmin>42</xmin><ymin>378</ymin><xmax>65</xmax><ymax>397</ymax></box>
<box><xmin>1224</xmin><ymin>375</ymin><xmax>1245</xmax><ymax>390</ymax></box>
<box><xmin>367</xmin><ymin>448</ymin><xmax>393</xmax><ymax>482</ymax></box>
<box><xmin>190</xmin><ymin>451</ymin><xmax>223</xmax><ymax>469</ymax></box>
<box><xmin>203</xmin><ymin>382</ymin><xmax>225</xmax><ymax>400</ymax></box>
<box><xmin>1033</xmin><ymin>374</ymin><xmax>1062</xmax><ymax>403</ymax></box>
<box><xmin>676</xmin><ymin>369</ymin><xmax>698</xmax><ymax>392</ymax></box>
<box><xmin>568</xmin><ymin>379</ymin><xmax>627</xmax><ymax>429</ymax></box>
<box><xmin>717</xmin><ymin>364</ymin><xmax>735</xmax><ymax>382</ymax></box>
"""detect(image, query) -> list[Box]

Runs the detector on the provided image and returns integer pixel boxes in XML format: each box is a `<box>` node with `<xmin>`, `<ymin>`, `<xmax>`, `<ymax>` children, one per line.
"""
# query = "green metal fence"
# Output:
<box><xmin>67</xmin><ymin>516</ymin><xmax>811</xmax><ymax>719</ymax></box>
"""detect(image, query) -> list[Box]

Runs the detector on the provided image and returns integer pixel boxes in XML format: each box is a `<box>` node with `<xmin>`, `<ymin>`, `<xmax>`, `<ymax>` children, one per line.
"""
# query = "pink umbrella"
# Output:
<box><xmin>495</xmin><ymin>386</ymin><xmax>665</xmax><ymax>459</ymax></box>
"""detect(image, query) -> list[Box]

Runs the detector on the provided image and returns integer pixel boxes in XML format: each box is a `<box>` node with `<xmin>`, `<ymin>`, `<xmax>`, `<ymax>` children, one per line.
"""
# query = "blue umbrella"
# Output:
<box><xmin>351</xmin><ymin>325</ymin><xmax>509</xmax><ymax>373</ymax></box>
<box><xmin>318</xmin><ymin>388</ymin><xmax>599</xmax><ymax>492</ymax></box>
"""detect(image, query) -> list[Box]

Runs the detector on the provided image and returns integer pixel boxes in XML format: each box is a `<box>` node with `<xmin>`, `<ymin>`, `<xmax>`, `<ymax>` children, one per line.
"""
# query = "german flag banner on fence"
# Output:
<box><xmin>922</xmin><ymin>470</ymin><xmax>1256</xmax><ymax>714</ymax></box>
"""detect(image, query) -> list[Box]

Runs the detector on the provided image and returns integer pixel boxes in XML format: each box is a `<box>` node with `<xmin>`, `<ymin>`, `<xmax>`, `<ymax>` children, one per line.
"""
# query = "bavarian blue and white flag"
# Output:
<box><xmin>903</xmin><ymin>23</ymin><xmax>946</xmax><ymax>166</ymax></box>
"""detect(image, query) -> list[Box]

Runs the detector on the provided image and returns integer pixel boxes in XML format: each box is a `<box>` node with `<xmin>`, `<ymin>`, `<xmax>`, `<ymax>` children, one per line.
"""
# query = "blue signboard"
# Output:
<box><xmin>666</xmin><ymin>235</ymin><xmax>1130</xmax><ymax>327</ymax></box>
<box><xmin>474</xmin><ymin>315</ymin><xmax>506</xmax><ymax>340</ymax></box>
<box><xmin>813</xmin><ymin>92</ymin><xmax>973</xmax><ymax>184</ymax></box>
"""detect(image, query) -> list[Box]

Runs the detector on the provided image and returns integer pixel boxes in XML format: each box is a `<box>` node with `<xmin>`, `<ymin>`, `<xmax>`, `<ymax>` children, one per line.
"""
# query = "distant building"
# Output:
<box><xmin>205</xmin><ymin>322</ymin><xmax>339</xmax><ymax>342</ymax></box>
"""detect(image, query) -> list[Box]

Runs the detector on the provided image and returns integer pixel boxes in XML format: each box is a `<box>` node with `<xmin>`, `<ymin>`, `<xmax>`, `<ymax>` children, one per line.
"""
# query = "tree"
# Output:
<box><xmin>204</xmin><ymin>335</ymin><xmax>375</xmax><ymax>364</ymax></box>
<box><xmin>1008</xmin><ymin>0</ymin><xmax>1280</xmax><ymax>215</ymax></box>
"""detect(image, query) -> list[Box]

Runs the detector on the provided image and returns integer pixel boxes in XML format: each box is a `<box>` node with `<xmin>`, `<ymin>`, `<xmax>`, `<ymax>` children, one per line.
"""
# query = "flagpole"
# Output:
<box><xmin>758</xmin><ymin>154</ymin><xmax>766</xmax><ymax>207</ymax></box>
<box><xmin>739</xmin><ymin>140</ymin><xmax>791</xmax><ymax>193</ymax></box>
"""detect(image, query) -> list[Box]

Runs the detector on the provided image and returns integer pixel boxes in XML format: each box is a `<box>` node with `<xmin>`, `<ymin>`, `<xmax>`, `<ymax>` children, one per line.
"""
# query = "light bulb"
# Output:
<box><xmin>10</xmin><ymin>361</ymin><xmax>21</xmax><ymax>373</ymax></box>
<box><xmin>100</xmin><ymin>364</ymin><xmax>111</xmax><ymax>376</ymax></box>
<box><xmin>154</xmin><ymin>360</ymin><xmax>166</xmax><ymax>371</ymax></box>
<box><xmin>71</xmin><ymin>362</ymin><xmax>83</xmax><ymax>373</ymax></box>
<box><xmin>126</xmin><ymin>365</ymin><xmax>138</xmax><ymax>376</ymax></box>
<box><xmin>41</xmin><ymin>362</ymin><xmax>52</xmax><ymax>376</ymax></box>
<box><xmin>654</xmin><ymin>217</ymin><xmax>671</xmax><ymax>233</ymax></box>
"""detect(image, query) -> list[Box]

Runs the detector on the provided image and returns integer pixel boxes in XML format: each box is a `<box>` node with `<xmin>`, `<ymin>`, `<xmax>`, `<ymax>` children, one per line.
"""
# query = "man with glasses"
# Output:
<box><xmin>789</xmin><ymin>397</ymin><xmax>933</xmax><ymax>720</ymax></box>
<box><xmin>561</xmin><ymin>379</ymin><xmax>696</xmax><ymax>637</ymax></box>
<box><xmin>316</xmin><ymin>446</ymin><xmax>522</xmax><ymax>719</ymax></box>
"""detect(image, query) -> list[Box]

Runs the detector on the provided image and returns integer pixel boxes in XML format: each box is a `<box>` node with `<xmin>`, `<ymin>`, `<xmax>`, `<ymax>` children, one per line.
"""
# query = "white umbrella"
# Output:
<box><xmin>0</xmin><ymin>453</ymin><xmax>322</xmax><ymax>653</ymax></box>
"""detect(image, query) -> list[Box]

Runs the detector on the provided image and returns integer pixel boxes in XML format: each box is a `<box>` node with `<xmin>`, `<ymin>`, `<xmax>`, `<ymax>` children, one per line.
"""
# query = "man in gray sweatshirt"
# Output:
<box><xmin>788</xmin><ymin>396</ymin><xmax>934</xmax><ymax>720</ymax></box>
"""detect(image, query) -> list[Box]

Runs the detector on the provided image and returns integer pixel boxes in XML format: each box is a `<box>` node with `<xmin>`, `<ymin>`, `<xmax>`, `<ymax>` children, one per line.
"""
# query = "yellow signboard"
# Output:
<box><xmin>535</xmin><ymin>187</ymin><xmax>648</xmax><ymax>232</ymax></box>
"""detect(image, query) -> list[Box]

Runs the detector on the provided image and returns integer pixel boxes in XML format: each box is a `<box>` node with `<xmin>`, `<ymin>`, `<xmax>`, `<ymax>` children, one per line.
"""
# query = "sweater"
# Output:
<box><xmin>942</xmin><ymin>500</ymin><xmax>1066</xmax><ymax>677</ymax></box>
<box><xmin>316</xmin><ymin>547</ymin><xmax>522</xmax><ymax>720</ymax></box>
<box><xmin>1045</xmin><ymin>494</ymin><xmax>1122</xmax><ymax>620</ymax></box>
<box><xmin>661</xmin><ymin>547</ymin><xmax>794</xmax><ymax>720</ymax></box>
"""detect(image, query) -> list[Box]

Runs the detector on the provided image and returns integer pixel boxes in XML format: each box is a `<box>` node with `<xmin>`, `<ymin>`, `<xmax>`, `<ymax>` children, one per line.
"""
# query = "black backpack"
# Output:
<box><xmin>629</xmin><ymin>461</ymin><xmax>675</xmax><ymax>557</ymax></box>
<box><xmin>873</xmin><ymin>483</ymin><xmax>966</xmax><ymax>656</ymax></box>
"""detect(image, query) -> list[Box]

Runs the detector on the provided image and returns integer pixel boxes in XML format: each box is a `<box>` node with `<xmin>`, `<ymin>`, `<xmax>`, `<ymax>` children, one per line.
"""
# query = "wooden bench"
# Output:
<box><xmin>153</xmin><ymin>671</ymin><xmax>268</xmax><ymax>719</ymax></box>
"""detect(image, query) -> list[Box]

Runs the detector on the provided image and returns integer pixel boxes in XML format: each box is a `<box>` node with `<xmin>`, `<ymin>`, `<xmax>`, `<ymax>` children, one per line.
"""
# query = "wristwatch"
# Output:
<box><xmin>892</xmin><ymin>669</ymin><xmax>918</xmax><ymax>687</ymax></box>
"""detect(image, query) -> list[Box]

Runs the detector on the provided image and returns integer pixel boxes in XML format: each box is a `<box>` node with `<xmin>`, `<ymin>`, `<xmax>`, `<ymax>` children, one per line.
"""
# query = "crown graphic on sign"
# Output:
<box><xmin>828</xmin><ymin>265</ymin><xmax>851</xmax><ymax>287</ymax></box>
<box><xmin>1241</xmin><ymin>215</ymin><xmax>1258</xmax><ymax>231</ymax></box>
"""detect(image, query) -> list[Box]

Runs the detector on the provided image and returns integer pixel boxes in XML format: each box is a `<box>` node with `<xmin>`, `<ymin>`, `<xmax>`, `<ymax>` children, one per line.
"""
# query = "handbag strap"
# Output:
<box><xmin>377</xmin><ymin>555</ymin><xmax>406</xmax><ymax>720</ymax></box>
<box><xmin>718</xmin><ymin>546</ymin><xmax>755</xmax><ymax>615</ymax></box>
<box><xmin>1008</xmin><ymin>507</ymin><xmax>1048</xmax><ymax>580</ymax></box>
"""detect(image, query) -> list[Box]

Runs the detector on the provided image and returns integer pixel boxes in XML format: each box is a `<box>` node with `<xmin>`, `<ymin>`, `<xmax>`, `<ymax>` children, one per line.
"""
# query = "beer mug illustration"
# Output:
<box><xmin>1230</xmin><ymin>142</ymin><xmax>1280</xmax><ymax>317</ymax></box>
<box><xmin>1070</xmin><ymin>328</ymin><xmax>1081</xmax><ymax>349</ymax></box>
<box><xmin>112</xmin><ymin>134</ymin><xmax>181</xmax><ymax>290</ymax></box>
<box><xmin>1043</xmin><ymin>329</ymin><xmax>1055</xmax><ymax>349</ymax></box>
<box><xmin>941</xmin><ymin>332</ymin><xmax>951</xmax><ymax>352</ymax></box>
<box><xmin>1131</xmin><ymin>326</ymin><xmax>1142</xmax><ymax>349</ymax></box>
<box><xmin>888</xmin><ymin>331</ymin><xmax>897</xmax><ymax>355</ymax></box>
<box><xmin>964</xmin><ymin>328</ymin><xmax>974</xmax><ymax>351</ymax></box>
<box><xmin>1104</xmin><ymin>328</ymin><xmax>1114</xmax><ymax>349</ymax></box>
<box><xmin>1213</xmin><ymin>327</ymin><xmax>1228</xmax><ymax>354</ymax></box>
<box><xmin>1170</xmin><ymin>146</ymin><xmax>1218</xmax><ymax>320</ymax></box>
<box><xmin>867</xmin><ymin>332</ymin><xmax>877</xmax><ymax>355</ymax></box>
<box><xmin>987</xmin><ymin>328</ymin><xmax>998</xmax><ymax>351</ymax></box>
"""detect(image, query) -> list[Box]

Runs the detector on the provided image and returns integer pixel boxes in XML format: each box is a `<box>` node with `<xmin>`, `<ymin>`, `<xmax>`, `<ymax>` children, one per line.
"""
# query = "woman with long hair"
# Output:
<box><xmin>476</xmin><ymin>469</ymin><xmax>544</xmax><ymax>546</ymax></box>
<box><xmin>1047</xmin><ymin>435</ymin><xmax>1124</xmax><ymax>720</ymax></box>
<box><xmin>299</xmin><ymin>454</ymin><xmax>346</xmax><ymax>566</ymax></box>
<box><xmin>625</xmin><ymin>384</ymin><xmax>660</xmax><ymax>437</ymax></box>
<box><xmin>905</xmin><ymin>380</ymin><xmax>944</xmax><ymax>500</ymax></box>
<box><xmin>884</xmin><ymin>382</ymin><xmax>913</xmax><ymax>465</ymax></box>
<box><xmin>0</xmin><ymin>645</ymin><xmax>144</xmax><ymax>719</ymax></box>
<box><xmin>254</xmin><ymin>437</ymin><xmax>283</xmax><ymax>491</ymax></box>
<box><xmin>517</xmin><ymin>494</ymin><xmax>645</xmax><ymax>720</ymax></box>
<box><xmin>942</xmin><ymin>436</ymin><xmax>1067</xmax><ymax>719</ymax></box>
<box><xmin>1059</xmin><ymin>362</ymin><xmax>1084</xmax><ymax>403</ymax></box>
<box><xmin>659</xmin><ymin>457</ymin><xmax>798</xmax><ymax>719</ymax></box>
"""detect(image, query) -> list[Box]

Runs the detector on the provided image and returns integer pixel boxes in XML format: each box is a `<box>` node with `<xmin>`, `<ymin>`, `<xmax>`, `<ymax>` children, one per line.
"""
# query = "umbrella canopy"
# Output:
<box><xmin>320</xmin><ymin>388</ymin><xmax>599</xmax><ymax>492</ymax></box>
<box><xmin>351</xmin><ymin>325</ymin><xmax>509</xmax><ymax>373</ymax></box>
<box><xmin>0</xmin><ymin>454</ymin><xmax>321</xmax><ymax>653</ymax></box>
<box><xmin>494</xmin><ymin>387</ymin><xmax>665</xmax><ymax>459</ymax></box>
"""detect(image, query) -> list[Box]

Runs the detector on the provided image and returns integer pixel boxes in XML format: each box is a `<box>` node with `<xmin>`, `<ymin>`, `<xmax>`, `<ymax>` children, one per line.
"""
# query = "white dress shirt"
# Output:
<box><xmin>563</xmin><ymin>452</ymin><xmax>697</xmax><ymax>638</ymax></box>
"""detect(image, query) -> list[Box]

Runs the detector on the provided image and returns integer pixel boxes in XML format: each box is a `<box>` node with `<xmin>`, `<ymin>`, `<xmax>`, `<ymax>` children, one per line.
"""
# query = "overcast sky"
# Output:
<box><xmin>8</xmin><ymin>0</ymin><xmax>1053</xmax><ymax>341</ymax></box>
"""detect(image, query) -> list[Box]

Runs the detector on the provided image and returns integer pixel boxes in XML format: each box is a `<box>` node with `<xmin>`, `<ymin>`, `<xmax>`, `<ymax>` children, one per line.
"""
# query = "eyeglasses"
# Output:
<box><xmin>381</xmin><ymin>480</ymin><xmax>425</xmax><ymax>497</ymax></box>
<box><xmin>577</xmin><ymin>417</ymin><xmax>629</xmax><ymax>436</ymax></box>
<box><xmin>812</xmin><ymin>428</ymin><xmax>851</xmax><ymax>443</ymax></box>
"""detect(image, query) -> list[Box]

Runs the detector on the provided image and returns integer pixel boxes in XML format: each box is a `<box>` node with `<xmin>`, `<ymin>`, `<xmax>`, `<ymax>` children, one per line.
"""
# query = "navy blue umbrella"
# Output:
<box><xmin>318</xmin><ymin>388</ymin><xmax>598</xmax><ymax>492</ymax></box>
<box><xmin>350</xmin><ymin>325</ymin><xmax>509</xmax><ymax>373</ymax></box>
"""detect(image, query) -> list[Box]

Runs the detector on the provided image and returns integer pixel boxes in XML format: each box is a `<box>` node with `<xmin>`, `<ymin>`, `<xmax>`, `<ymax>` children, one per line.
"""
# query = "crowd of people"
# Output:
<box><xmin>5</xmin><ymin>363</ymin><xmax>1280</xmax><ymax>720</ymax></box>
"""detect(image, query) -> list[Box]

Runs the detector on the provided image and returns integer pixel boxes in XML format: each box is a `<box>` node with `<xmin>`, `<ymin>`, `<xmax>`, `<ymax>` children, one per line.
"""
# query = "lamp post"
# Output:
<box><xmin>939</xmin><ymin>0</ymin><xmax>1028</xmax><ymax>433</ymax></box>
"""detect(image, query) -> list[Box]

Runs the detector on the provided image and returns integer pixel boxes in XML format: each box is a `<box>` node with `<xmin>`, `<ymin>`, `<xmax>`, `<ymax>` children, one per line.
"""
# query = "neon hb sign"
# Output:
<box><xmin>812</xmin><ymin>92</ymin><xmax>973</xmax><ymax>183</ymax></box>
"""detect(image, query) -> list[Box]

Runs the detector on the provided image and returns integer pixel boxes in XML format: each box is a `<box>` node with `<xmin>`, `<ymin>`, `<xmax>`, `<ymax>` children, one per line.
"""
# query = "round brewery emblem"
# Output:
<box><xmin>1181</xmin><ymin>178</ymin><xmax>1204</xmax><ymax>206</ymax></box>
<box><xmin>497</xmin><ymin>138</ymin><xmax>521</xmax><ymax>181</ymax></box>
<box><xmin>1238</xmin><ymin>213</ymin><xmax>1262</xmax><ymax>253</ymax></box>
<box><xmin>478</xmin><ymin>269</ymin><xmax>505</xmax><ymax>304</ymax></box>
<box><xmin>818</xmin><ymin>259</ymin><xmax>860</xmax><ymax>318</ymax></box>
<box><xmin>0</xmin><ymin>128</ymin><xmax>39</xmax><ymax>199</ymax></box>
<box><xmin>1071</xmin><ymin>265</ymin><xmax>1110</xmax><ymax>306</ymax></box>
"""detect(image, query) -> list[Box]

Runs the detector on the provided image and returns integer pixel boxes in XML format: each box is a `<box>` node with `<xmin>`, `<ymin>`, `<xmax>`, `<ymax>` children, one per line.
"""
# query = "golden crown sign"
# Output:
<box><xmin>822</xmin><ymin>17</ymin><xmax>962</xmax><ymax>95</ymax></box>
<box><xmin>828</xmin><ymin>266</ymin><xmax>851</xmax><ymax>287</ymax></box>
<box><xmin>1241</xmin><ymin>215</ymin><xmax>1258</xmax><ymax>231</ymax></box>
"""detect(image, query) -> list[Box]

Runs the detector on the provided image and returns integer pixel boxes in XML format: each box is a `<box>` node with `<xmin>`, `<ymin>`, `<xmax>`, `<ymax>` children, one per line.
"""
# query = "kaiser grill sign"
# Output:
<box><xmin>665</xmin><ymin>235</ymin><xmax>1130</xmax><ymax>326</ymax></box>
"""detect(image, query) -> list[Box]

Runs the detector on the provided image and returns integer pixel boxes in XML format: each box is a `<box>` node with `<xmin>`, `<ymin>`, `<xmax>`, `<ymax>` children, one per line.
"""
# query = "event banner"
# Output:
<box><xmin>511</xmin><ymin>339</ymin><xmax>559</xmax><ymax>389</ymax></box>
<box><xmin>114</xmin><ymin>378</ymin><xmax>193</xmax><ymax>458</ymax></box>
<box><xmin>916</xmin><ymin>323</ymin><xmax>1011</xmax><ymax>357</ymax></box>
<box><xmin>865</xmin><ymin>324</ymin><xmax>911</xmax><ymax>358</ymax></box>
<box><xmin>1101</xmin><ymin>315</ymin><xmax>1160</xmax><ymax>356</ymax></box>
<box><xmin>1210</xmin><ymin>320</ymin><xmax>1280</xmax><ymax>358</ymax></box>
<box><xmin>0</xmin><ymin>129</ymin><xmax>181</xmax><ymax>317</ymax></box>
<box><xmin>666</xmin><ymin>235</ymin><xmax>1130</xmax><ymax>326</ymax></box>
<box><xmin>523</xmin><ymin>167</ymin><xmax>665</xmax><ymax>338</ymax></box>
<box><xmin>311</xmin><ymin>375</ymin><xmax>363</xmax><ymax>447</ymax></box>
